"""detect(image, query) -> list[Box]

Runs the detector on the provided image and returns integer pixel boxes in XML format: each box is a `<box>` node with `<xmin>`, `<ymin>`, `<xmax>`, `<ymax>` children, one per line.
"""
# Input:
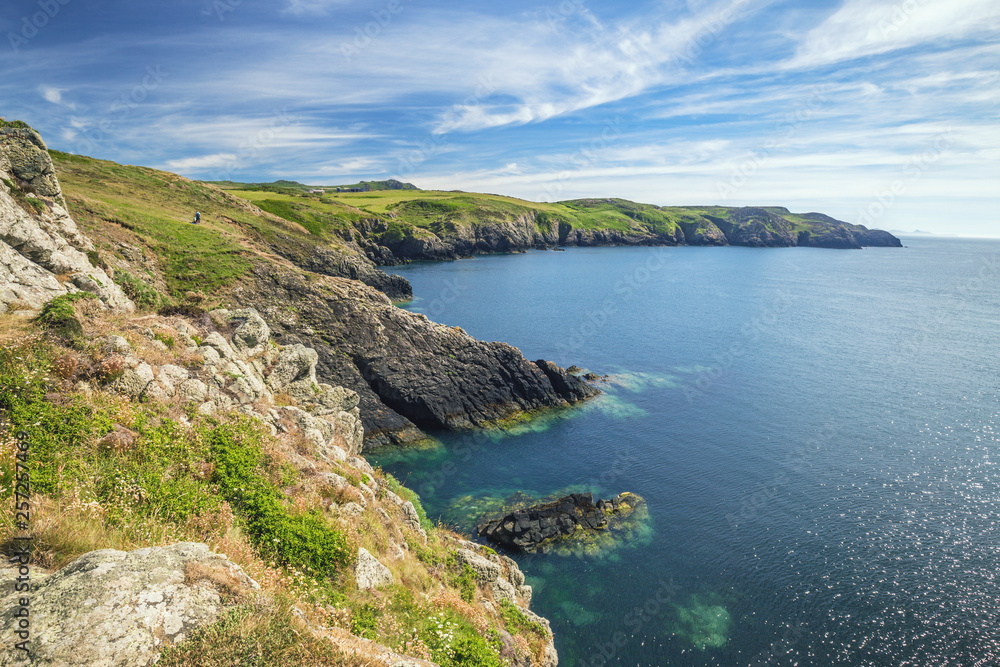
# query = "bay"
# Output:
<box><xmin>371</xmin><ymin>238</ymin><xmax>1000</xmax><ymax>666</ymax></box>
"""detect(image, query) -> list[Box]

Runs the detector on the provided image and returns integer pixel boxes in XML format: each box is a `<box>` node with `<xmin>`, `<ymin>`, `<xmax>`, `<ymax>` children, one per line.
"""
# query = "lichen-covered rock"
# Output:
<box><xmin>228</xmin><ymin>307</ymin><xmax>270</xmax><ymax>355</ymax></box>
<box><xmin>113</xmin><ymin>362</ymin><xmax>155</xmax><ymax>399</ymax></box>
<box><xmin>0</xmin><ymin>542</ymin><xmax>259</xmax><ymax>667</ymax></box>
<box><xmin>354</xmin><ymin>548</ymin><xmax>393</xmax><ymax>590</ymax></box>
<box><xmin>267</xmin><ymin>343</ymin><xmax>318</xmax><ymax>390</ymax></box>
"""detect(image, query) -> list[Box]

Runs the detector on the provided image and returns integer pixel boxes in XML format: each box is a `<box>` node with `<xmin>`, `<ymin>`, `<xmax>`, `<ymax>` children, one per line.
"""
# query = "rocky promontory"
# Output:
<box><xmin>234</xmin><ymin>264</ymin><xmax>600</xmax><ymax>447</ymax></box>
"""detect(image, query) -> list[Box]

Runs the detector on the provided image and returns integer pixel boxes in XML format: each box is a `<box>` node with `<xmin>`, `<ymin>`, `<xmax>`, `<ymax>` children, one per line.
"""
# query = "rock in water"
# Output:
<box><xmin>0</xmin><ymin>542</ymin><xmax>259</xmax><ymax>667</ymax></box>
<box><xmin>477</xmin><ymin>492</ymin><xmax>645</xmax><ymax>554</ymax></box>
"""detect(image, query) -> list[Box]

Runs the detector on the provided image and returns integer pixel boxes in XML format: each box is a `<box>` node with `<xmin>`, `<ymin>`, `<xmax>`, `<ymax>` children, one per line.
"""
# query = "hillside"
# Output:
<box><xmin>48</xmin><ymin>150</ymin><xmax>596</xmax><ymax>449</ymax></box>
<box><xmin>2</xmin><ymin>123</ymin><xmax>566</xmax><ymax>666</ymax></box>
<box><xmin>212</xmin><ymin>184</ymin><xmax>901</xmax><ymax>264</ymax></box>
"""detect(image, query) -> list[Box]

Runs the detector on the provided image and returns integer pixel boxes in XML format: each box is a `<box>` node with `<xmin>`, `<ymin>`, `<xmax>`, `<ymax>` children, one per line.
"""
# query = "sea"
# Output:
<box><xmin>369</xmin><ymin>237</ymin><xmax>1000</xmax><ymax>667</ymax></box>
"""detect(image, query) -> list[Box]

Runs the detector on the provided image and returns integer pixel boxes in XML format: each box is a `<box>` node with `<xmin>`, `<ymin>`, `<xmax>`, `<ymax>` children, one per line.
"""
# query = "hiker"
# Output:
<box><xmin>192</xmin><ymin>211</ymin><xmax>200</xmax><ymax>224</ymax></box>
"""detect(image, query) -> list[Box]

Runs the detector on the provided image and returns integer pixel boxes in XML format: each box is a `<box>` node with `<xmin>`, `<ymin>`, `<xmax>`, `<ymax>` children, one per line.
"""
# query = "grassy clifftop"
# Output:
<box><xmin>213</xmin><ymin>181</ymin><xmax>900</xmax><ymax>260</ymax></box>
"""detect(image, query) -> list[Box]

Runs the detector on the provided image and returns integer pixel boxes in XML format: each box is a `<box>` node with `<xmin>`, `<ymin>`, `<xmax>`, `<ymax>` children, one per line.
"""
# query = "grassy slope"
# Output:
<box><xmin>50</xmin><ymin>151</ymin><xmax>369</xmax><ymax>307</ymax></box>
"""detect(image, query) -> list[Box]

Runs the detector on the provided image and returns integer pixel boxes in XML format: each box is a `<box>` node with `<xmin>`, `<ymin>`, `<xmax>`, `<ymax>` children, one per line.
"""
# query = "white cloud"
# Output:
<box><xmin>39</xmin><ymin>85</ymin><xmax>76</xmax><ymax>109</ymax></box>
<box><xmin>791</xmin><ymin>0</ymin><xmax>1000</xmax><ymax>68</ymax></box>
<box><xmin>164</xmin><ymin>153</ymin><xmax>238</xmax><ymax>170</ymax></box>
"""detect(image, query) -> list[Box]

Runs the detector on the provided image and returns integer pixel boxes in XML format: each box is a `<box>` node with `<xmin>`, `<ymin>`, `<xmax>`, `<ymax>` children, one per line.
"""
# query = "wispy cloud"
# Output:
<box><xmin>791</xmin><ymin>0</ymin><xmax>1000</xmax><ymax>68</ymax></box>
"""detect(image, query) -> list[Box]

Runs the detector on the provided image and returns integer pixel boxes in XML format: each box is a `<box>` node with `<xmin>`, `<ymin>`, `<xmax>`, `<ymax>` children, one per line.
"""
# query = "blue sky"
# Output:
<box><xmin>2</xmin><ymin>0</ymin><xmax>998</xmax><ymax>236</ymax></box>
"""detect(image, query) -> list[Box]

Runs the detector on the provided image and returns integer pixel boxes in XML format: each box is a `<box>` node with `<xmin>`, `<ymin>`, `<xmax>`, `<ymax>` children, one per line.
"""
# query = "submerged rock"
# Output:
<box><xmin>477</xmin><ymin>492</ymin><xmax>645</xmax><ymax>554</ymax></box>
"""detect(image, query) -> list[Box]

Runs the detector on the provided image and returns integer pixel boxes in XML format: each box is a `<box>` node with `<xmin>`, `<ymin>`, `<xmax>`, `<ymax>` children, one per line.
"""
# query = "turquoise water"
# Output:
<box><xmin>369</xmin><ymin>238</ymin><xmax>1000</xmax><ymax>666</ymax></box>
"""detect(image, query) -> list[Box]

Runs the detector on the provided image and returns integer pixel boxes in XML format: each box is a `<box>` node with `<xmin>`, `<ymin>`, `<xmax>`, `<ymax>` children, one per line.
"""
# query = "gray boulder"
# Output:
<box><xmin>0</xmin><ymin>542</ymin><xmax>259</xmax><ymax>667</ymax></box>
<box><xmin>228</xmin><ymin>308</ymin><xmax>270</xmax><ymax>355</ymax></box>
<box><xmin>355</xmin><ymin>547</ymin><xmax>393</xmax><ymax>590</ymax></box>
<box><xmin>267</xmin><ymin>343</ymin><xmax>318</xmax><ymax>390</ymax></box>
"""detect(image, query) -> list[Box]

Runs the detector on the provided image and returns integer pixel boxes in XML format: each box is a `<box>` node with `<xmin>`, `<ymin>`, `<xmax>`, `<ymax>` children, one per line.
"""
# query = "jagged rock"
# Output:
<box><xmin>234</xmin><ymin>266</ymin><xmax>600</xmax><ymax>449</ymax></box>
<box><xmin>0</xmin><ymin>542</ymin><xmax>259</xmax><ymax>667</ymax></box>
<box><xmin>178</xmin><ymin>378</ymin><xmax>207</xmax><ymax>403</ymax></box>
<box><xmin>98</xmin><ymin>424</ymin><xmax>138</xmax><ymax>451</ymax></box>
<box><xmin>354</xmin><ymin>548</ymin><xmax>394</xmax><ymax>590</ymax></box>
<box><xmin>202</xmin><ymin>332</ymin><xmax>236</xmax><ymax>360</ymax></box>
<box><xmin>401</xmin><ymin>501</ymin><xmax>422</xmax><ymax>532</ymax></box>
<box><xmin>455</xmin><ymin>548</ymin><xmax>502</xmax><ymax>584</ymax></box>
<box><xmin>102</xmin><ymin>335</ymin><xmax>132</xmax><ymax>356</ymax></box>
<box><xmin>197</xmin><ymin>345</ymin><xmax>221</xmax><ymax>365</ymax></box>
<box><xmin>156</xmin><ymin>364</ymin><xmax>189</xmax><ymax>394</ymax></box>
<box><xmin>347</xmin><ymin>456</ymin><xmax>375</xmax><ymax>477</ymax></box>
<box><xmin>0</xmin><ymin>126</ymin><xmax>133</xmax><ymax>313</ymax></box>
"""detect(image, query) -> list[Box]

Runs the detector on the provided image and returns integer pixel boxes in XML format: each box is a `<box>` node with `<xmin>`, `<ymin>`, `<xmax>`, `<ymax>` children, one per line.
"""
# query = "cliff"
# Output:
<box><xmin>0</xmin><ymin>125</ymin><xmax>566</xmax><ymax>666</ymax></box>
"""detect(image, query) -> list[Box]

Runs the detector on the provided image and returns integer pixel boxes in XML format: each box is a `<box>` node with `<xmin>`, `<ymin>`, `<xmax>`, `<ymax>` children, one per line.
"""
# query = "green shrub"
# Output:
<box><xmin>114</xmin><ymin>272</ymin><xmax>162</xmax><ymax>311</ymax></box>
<box><xmin>454</xmin><ymin>562</ymin><xmax>476</xmax><ymax>603</ymax></box>
<box><xmin>499</xmin><ymin>601</ymin><xmax>547</xmax><ymax>638</ymax></box>
<box><xmin>153</xmin><ymin>332</ymin><xmax>175</xmax><ymax>348</ymax></box>
<box><xmin>36</xmin><ymin>292</ymin><xmax>95</xmax><ymax>340</ymax></box>
<box><xmin>207</xmin><ymin>420</ymin><xmax>350</xmax><ymax>575</ymax></box>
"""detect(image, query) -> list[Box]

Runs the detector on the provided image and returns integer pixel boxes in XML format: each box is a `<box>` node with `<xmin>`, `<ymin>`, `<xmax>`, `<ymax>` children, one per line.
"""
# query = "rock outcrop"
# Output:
<box><xmin>0</xmin><ymin>124</ymin><xmax>133</xmax><ymax>313</ymax></box>
<box><xmin>0</xmin><ymin>543</ymin><xmax>259</xmax><ymax>667</ymax></box>
<box><xmin>234</xmin><ymin>265</ymin><xmax>600</xmax><ymax>448</ymax></box>
<box><xmin>104</xmin><ymin>306</ymin><xmax>365</xmax><ymax>458</ymax></box>
<box><xmin>478</xmin><ymin>492</ymin><xmax>646</xmax><ymax>554</ymax></box>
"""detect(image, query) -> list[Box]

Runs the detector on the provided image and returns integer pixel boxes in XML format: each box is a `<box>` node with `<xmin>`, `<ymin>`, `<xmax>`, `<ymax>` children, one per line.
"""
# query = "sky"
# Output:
<box><xmin>2</xmin><ymin>0</ymin><xmax>998</xmax><ymax>236</ymax></box>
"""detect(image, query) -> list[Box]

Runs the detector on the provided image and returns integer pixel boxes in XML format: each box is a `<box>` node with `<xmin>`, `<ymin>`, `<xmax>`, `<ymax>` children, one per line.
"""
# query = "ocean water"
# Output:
<box><xmin>369</xmin><ymin>238</ymin><xmax>1000</xmax><ymax>667</ymax></box>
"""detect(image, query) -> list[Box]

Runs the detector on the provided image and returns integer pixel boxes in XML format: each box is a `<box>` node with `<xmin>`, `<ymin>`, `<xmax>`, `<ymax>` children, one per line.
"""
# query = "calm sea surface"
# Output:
<box><xmin>370</xmin><ymin>238</ymin><xmax>1000</xmax><ymax>667</ymax></box>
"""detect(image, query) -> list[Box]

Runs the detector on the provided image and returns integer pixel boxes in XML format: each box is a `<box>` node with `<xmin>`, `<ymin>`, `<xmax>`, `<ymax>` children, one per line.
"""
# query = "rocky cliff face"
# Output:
<box><xmin>353</xmin><ymin>204</ymin><xmax>900</xmax><ymax>264</ymax></box>
<box><xmin>0</xmin><ymin>126</ymin><xmax>133</xmax><ymax>313</ymax></box>
<box><xmin>233</xmin><ymin>264</ymin><xmax>599</xmax><ymax>448</ymax></box>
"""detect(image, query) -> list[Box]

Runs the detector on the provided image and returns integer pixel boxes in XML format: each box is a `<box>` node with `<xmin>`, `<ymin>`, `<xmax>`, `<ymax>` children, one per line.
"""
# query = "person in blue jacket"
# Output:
<box><xmin>192</xmin><ymin>211</ymin><xmax>201</xmax><ymax>224</ymax></box>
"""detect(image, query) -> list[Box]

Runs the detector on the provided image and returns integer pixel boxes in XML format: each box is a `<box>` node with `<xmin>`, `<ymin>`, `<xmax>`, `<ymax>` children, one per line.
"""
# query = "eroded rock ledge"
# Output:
<box><xmin>235</xmin><ymin>264</ymin><xmax>600</xmax><ymax>448</ymax></box>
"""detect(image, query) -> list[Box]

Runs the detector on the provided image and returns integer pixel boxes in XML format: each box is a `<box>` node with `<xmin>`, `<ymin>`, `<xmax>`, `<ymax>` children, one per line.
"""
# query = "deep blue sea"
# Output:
<box><xmin>370</xmin><ymin>238</ymin><xmax>1000</xmax><ymax>667</ymax></box>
